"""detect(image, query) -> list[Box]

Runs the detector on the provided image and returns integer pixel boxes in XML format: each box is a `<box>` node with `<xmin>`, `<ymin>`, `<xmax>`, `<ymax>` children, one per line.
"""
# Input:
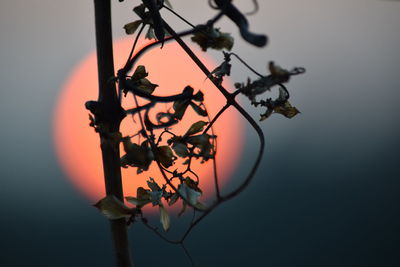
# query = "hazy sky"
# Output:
<box><xmin>0</xmin><ymin>0</ymin><xmax>399</xmax><ymax>266</ymax></box>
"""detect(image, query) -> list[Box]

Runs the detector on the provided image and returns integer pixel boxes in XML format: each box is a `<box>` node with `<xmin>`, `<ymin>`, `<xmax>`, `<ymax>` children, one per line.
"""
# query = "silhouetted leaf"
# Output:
<box><xmin>268</xmin><ymin>61</ymin><xmax>290</xmax><ymax>82</ymax></box>
<box><xmin>190</xmin><ymin>102</ymin><xmax>208</xmax><ymax>117</ymax></box>
<box><xmin>184</xmin><ymin>121</ymin><xmax>208</xmax><ymax>137</ymax></box>
<box><xmin>94</xmin><ymin>195</ymin><xmax>132</xmax><ymax>219</ymax></box>
<box><xmin>259</xmin><ymin>109</ymin><xmax>273</xmax><ymax>121</ymax></box>
<box><xmin>123</xmin><ymin>65</ymin><xmax>159</xmax><ymax>97</ymax></box>
<box><xmin>147</xmin><ymin>177</ymin><xmax>162</xmax><ymax>192</ymax></box>
<box><xmin>145</xmin><ymin>26</ymin><xmax>157</xmax><ymax>40</ymax></box>
<box><xmin>126</xmin><ymin>187</ymin><xmax>152</xmax><ymax>208</ymax></box>
<box><xmin>121</xmin><ymin>138</ymin><xmax>154</xmax><ymax>171</ymax></box>
<box><xmin>168</xmin><ymin>193</ymin><xmax>179</xmax><ymax>206</ymax></box>
<box><xmin>191</xmin><ymin>27</ymin><xmax>234</xmax><ymax>52</ymax></box>
<box><xmin>192</xmin><ymin>90</ymin><xmax>204</xmax><ymax>102</ymax></box>
<box><xmin>172</xmin><ymin>142</ymin><xmax>189</xmax><ymax>158</ymax></box>
<box><xmin>186</xmin><ymin>134</ymin><xmax>215</xmax><ymax>161</ymax></box>
<box><xmin>209</xmin><ymin>53</ymin><xmax>231</xmax><ymax>83</ymax></box>
<box><xmin>273</xmin><ymin>101</ymin><xmax>300</xmax><ymax>118</ymax></box>
<box><xmin>173</xmin><ymin>99</ymin><xmax>190</xmax><ymax>120</ymax></box>
<box><xmin>177</xmin><ymin>178</ymin><xmax>207</xmax><ymax>213</ymax></box>
<box><xmin>133</xmin><ymin>4</ymin><xmax>146</xmax><ymax>18</ymax></box>
<box><xmin>156</xmin><ymin>146</ymin><xmax>175</xmax><ymax>168</ymax></box>
<box><xmin>143</xmin><ymin>0</ymin><xmax>165</xmax><ymax>43</ymax></box>
<box><xmin>131</xmin><ymin>65</ymin><xmax>148</xmax><ymax>80</ymax></box>
<box><xmin>137</xmin><ymin>78</ymin><xmax>158</xmax><ymax>94</ymax></box>
<box><xmin>124</xmin><ymin>20</ymin><xmax>143</xmax><ymax>35</ymax></box>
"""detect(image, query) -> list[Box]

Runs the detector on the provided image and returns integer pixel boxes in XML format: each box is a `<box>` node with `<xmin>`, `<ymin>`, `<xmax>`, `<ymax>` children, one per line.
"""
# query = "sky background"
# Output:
<box><xmin>1</xmin><ymin>0</ymin><xmax>399</xmax><ymax>266</ymax></box>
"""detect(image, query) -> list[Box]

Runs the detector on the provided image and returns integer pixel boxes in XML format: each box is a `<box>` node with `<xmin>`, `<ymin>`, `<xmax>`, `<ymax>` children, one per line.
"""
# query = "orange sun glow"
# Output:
<box><xmin>53</xmin><ymin>37</ymin><xmax>244</xmax><ymax>208</ymax></box>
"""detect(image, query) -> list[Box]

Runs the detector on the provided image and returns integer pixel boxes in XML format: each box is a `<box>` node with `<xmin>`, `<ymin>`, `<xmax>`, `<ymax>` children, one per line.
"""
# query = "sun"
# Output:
<box><xmin>53</xmin><ymin>37</ymin><xmax>244</xmax><ymax>208</ymax></box>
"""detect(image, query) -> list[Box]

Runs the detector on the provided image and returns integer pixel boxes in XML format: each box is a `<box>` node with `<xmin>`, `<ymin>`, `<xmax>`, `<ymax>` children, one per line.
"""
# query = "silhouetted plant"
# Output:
<box><xmin>88</xmin><ymin>1</ymin><xmax>304</xmax><ymax>266</ymax></box>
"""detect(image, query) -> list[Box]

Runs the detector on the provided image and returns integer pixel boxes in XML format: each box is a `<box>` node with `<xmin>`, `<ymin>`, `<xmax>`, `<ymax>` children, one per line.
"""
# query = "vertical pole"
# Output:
<box><xmin>93</xmin><ymin>1</ymin><xmax>133</xmax><ymax>266</ymax></box>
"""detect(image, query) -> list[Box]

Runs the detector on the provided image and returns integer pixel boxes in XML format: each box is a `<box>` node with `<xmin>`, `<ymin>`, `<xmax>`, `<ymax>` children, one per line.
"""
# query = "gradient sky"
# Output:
<box><xmin>0</xmin><ymin>0</ymin><xmax>399</xmax><ymax>266</ymax></box>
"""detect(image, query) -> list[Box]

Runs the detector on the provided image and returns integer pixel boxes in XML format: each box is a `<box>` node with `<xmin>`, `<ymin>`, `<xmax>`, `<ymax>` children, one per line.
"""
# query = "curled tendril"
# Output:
<box><xmin>290</xmin><ymin>67</ymin><xmax>306</xmax><ymax>76</ymax></box>
<box><xmin>144</xmin><ymin>108</ymin><xmax>178</xmax><ymax>130</ymax></box>
<box><xmin>245</xmin><ymin>0</ymin><xmax>259</xmax><ymax>15</ymax></box>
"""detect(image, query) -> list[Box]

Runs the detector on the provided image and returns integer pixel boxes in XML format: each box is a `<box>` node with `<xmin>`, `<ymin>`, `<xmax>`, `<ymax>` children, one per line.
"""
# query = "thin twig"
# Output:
<box><xmin>229</xmin><ymin>52</ymin><xmax>264</xmax><ymax>78</ymax></box>
<box><xmin>202</xmin><ymin>103</ymin><xmax>230</xmax><ymax>135</ymax></box>
<box><xmin>163</xmin><ymin>5</ymin><xmax>196</xmax><ymax>29</ymax></box>
<box><xmin>202</xmin><ymin>103</ymin><xmax>221</xmax><ymax>199</ymax></box>
<box><xmin>181</xmin><ymin>242</ymin><xmax>196</xmax><ymax>267</ymax></box>
<box><xmin>142</xmin><ymin>220</ymin><xmax>180</xmax><ymax>244</ymax></box>
<box><xmin>125</xmin><ymin>23</ymin><xmax>146</xmax><ymax>70</ymax></box>
<box><xmin>245</xmin><ymin>0</ymin><xmax>259</xmax><ymax>15</ymax></box>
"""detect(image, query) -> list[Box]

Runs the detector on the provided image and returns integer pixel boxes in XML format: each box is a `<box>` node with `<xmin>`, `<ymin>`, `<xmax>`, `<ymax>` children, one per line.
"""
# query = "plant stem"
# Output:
<box><xmin>93</xmin><ymin>1</ymin><xmax>133</xmax><ymax>266</ymax></box>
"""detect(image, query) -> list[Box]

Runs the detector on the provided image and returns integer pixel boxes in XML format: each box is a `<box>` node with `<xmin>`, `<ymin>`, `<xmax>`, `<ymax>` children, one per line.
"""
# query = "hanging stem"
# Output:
<box><xmin>93</xmin><ymin>1</ymin><xmax>133</xmax><ymax>266</ymax></box>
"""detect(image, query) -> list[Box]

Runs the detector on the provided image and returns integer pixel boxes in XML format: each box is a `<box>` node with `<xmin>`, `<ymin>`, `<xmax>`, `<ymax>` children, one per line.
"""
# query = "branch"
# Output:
<box><xmin>93</xmin><ymin>1</ymin><xmax>132</xmax><ymax>266</ymax></box>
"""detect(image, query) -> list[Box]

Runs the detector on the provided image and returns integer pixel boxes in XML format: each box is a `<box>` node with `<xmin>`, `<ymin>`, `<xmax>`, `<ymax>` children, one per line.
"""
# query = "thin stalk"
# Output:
<box><xmin>163</xmin><ymin>5</ymin><xmax>196</xmax><ymax>29</ymax></box>
<box><xmin>229</xmin><ymin>52</ymin><xmax>264</xmax><ymax>78</ymax></box>
<box><xmin>93</xmin><ymin>1</ymin><xmax>133</xmax><ymax>266</ymax></box>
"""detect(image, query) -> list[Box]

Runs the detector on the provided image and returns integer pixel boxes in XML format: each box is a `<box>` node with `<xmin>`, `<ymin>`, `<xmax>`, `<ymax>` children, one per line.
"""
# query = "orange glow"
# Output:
<box><xmin>53</xmin><ymin>38</ymin><xmax>244</xmax><ymax>209</ymax></box>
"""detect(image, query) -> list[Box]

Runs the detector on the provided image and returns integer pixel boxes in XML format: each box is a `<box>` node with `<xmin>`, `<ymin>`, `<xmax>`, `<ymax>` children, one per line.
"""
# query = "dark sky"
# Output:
<box><xmin>1</xmin><ymin>0</ymin><xmax>399</xmax><ymax>266</ymax></box>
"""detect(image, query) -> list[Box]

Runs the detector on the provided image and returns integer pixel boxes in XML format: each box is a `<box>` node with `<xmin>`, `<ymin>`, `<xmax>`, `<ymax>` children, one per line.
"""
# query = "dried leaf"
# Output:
<box><xmin>210</xmin><ymin>60</ymin><xmax>231</xmax><ymax>79</ymax></box>
<box><xmin>269</xmin><ymin>61</ymin><xmax>290</xmax><ymax>77</ymax></box>
<box><xmin>217</xmin><ymin>32</ymin><xmax>234</xmax><ymax>50</ymax></box>
<box><xmin>133</xmin><ymin>4</ymin><xmax>146</xmax><ymax>19</ymax></box>
<box><xmin>173</xmin><ymin>99</ymin><xmax>190</xmax><ymax>120</ymax></box>
<box><xmin>150</xmin><ymin>190</ymin><xmax>163</xmax><ymax>206</ymax></box>
<box><xmin>94</xmin><ymin>195</ymin><xmax>132</xmax><ymax>220</ymax></box>
<box><xmin>259</xmin><ymin>109</ymin><xmax>273</xmax><ymax>121</ymax></box>
<box><xmin>185</xmin><ymin>177</ymin><xmax>202</xmax><ymax>193</ymax></box>
<box><xmin>277</xmin><ymin>86</ymin><xmax>289</xmax><ymax>102</ymax></box>
<box><xmin>156</xmin><ymin>146</ymin><xmax>175</xmax><ymax>168</ymax></box>
<box><xmin>145</xmin><ymin>26</ymin><xmax>157</xmax><ymax>40</ymax></box>
<box><xmin>125</xmin><ymin>187</ymin><xmax>152</xmax><ymax>207</ymax></box>
<box><xmin>186</xmin><ymin>134</ymin><xmax>215</xmax><ymax>161</ymax></box>
<box><xmin>137</xmin><ymin>78</ymin><xmax>158</xmax><ymax>94</ymax></box>
<box><xmin>159</xmin><ymin>204</ymin><xmax>170</xmax><ymax>231</ymax></box>
<box><xmin>131</xmin><ymin>65</ymin><xmax>148</xmax><ymax>80</ymax></box>
<box><xmin>186</xmin><ymin>187</ymin><xmax>202</xmax><ymax>206</ymax></box>
<box><xmin>177</xmin><ymin>178</ymin><xmax>204</xmax><ymax>209</ymax></box>
<box><xmin>186</xmin><ymin>134</ymin><xmax>209</xmax><ymax>147</ymax></box>
<box><xmin>121</xmin><ymin>139</ymin><xmax>154</xmax><ymax>171</ymax></box>
<box><xmin>147</xmin><ymin>178</ymin><xmax>162</xmax><ymax>192</ymax></box>
<box><xmin>168</xmin><ymin>193</ymin><xmax>179</xmax><ymax>206</ymax></box>
<box><xmin>143</xmin><ymin>0</ymin><xmax>165</xmax><ymax>43</ymax></box>
<box><xmin>192</xmin><ymin>91</ymin><xmax>204</xmax><ymax>102</ymax></box>
<box><xmin>172</xmin><ymin>142</ymin><xmax>189</xmax><ymax>158</ymax></box>
<box><xmin>191</xmin><ymin>28</ymin><xmax>234</xmax><ymax>52</ymax></box>
<box><xmin>189</xmin><ymin>102</ymin><xmax>208</xmax><ymax>117</ymax></box>
<box><xmin>184</xmin><ymin>121</ymin><xmax>208</xmax><ymax>137</ymax></box>
<box><xmin>123</xmin><ymin>20</ymin><xmax>143</xmax><ymax>35</ymax></box>
<box><xmin>273</xmin><ymin>101</ymin><xmax>300</xmax><ymax>118</ymax></box>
